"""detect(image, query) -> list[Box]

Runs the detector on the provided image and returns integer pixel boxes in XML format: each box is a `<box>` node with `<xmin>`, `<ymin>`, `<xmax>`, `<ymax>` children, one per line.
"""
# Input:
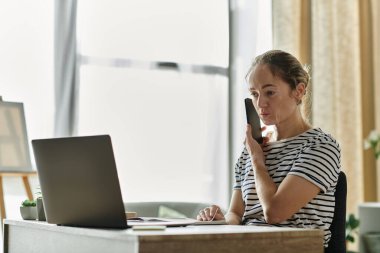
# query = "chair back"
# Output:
<box><xmin>325</xmin><ymin>171</ymin><xmax>347</xmax><ymax>253</ymax></box>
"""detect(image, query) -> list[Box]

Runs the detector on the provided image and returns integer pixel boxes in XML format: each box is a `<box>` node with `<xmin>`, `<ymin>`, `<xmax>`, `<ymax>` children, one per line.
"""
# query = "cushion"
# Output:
<box><xmin>158</xmin><ymin>205</ymin><xmax>187</xmax><ymax>218</ymax></box>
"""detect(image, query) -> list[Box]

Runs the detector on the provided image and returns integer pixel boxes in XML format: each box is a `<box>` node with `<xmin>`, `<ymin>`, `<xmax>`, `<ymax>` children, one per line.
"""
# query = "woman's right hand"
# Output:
<box><xmin>196</xmin><ymin>205</ymin><xmax>225</xmax><ymax>221</ymax></box>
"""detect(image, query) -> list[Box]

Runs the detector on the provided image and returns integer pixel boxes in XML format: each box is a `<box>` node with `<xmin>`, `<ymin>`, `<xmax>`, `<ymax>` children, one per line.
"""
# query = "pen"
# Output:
<box><xmin>210</xmin><ymin>207</ymin><xmax>219</xmax><ymax>221</ymax></box>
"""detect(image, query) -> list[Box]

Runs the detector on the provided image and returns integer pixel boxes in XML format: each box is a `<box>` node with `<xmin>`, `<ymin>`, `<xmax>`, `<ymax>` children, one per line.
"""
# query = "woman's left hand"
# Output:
<box><xmin>245</xmin><ymin>124</ymin><xmax>267</xmax><ymax>167</ymax></box>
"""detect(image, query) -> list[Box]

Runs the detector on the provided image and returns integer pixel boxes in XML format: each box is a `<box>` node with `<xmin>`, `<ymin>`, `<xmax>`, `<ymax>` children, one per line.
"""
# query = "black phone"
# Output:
<box><xmin>244</xmin><ymin>98</ymin><xmax>263</xmax><ymax>144</ymax></box>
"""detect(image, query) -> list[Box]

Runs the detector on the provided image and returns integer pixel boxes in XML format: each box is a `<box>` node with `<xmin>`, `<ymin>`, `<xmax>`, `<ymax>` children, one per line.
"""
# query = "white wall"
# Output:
<box><xmin>0</xmin><ymin>1</ymin><xmax>54</xmax><ymax>238</ymax></box>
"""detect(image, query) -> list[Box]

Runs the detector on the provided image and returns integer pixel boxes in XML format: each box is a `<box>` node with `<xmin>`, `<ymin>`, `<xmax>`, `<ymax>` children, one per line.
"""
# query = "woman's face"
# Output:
<box><xmin>249</xmin><ymin>64</ymin><xmax>300</xmax><ymax>126</ymax></box>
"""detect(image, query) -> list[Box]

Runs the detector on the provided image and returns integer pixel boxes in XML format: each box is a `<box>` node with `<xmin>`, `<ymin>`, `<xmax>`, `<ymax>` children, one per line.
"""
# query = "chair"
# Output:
<box><xmin>325</xmin><ymin>171</ymin><xmax>347</xmax><ymax>253</ymax></box>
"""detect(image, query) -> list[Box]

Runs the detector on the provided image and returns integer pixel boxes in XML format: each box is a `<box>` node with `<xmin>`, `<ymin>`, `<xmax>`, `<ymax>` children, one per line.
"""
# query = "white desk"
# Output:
<box><xmin>3</xmin><ymin>219</ymin><xmax>324</xmax><ymax>253</ymax></box>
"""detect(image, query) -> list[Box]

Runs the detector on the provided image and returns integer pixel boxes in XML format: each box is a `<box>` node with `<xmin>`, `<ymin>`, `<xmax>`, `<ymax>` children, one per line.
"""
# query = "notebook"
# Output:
<box><xmin>32</xmin><ymin>135</ymin><xmax>225</xmax><ymax>228</ymax></box>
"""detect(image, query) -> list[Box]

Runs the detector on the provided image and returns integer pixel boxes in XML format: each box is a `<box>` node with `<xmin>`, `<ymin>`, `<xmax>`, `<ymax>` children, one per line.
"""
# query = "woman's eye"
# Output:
<box><xmin>266</xmin><ymin>91</ymin><xmax>275</xmax><ymax>96</ymax></box>
<box><xmin>251</xmin><ymin>93</ymin><xmax>259</xmax><ymax>98</ymax></box>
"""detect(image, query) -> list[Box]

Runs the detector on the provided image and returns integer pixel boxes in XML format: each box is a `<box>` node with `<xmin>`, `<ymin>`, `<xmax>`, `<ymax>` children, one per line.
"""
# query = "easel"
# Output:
<box><xmin>0</xmin><ymin>97</ymin><xmax>36</xmax><ymax>225</ymax></box>
<box><xmin>0</xmin><ymin>171</ymin><xmax>37</xmax><ymax>220</ymax></box>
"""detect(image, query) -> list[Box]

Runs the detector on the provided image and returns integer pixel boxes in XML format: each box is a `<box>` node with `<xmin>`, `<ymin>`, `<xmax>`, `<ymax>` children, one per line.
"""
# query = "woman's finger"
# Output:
<box><xmin>198</xmin><ymin>209</ymin><xmax>207</xmax><ymax>221</ymax></box>
<box><xmin>198</xmin><ymin>206</ymin><xmax>225</xmax><ymax>221</ymax></box>
<box><xmin>210</xmin><ymin>205</ymin><xmax>219</xmax><ymax>218</ymax></box>
<box><xmin>246</xmin><ymin>124</ymin><xmax>252</xmax><ymax>137</ymax></box>
<box><xmin>246</xmin><ymin>125</ymin><xmax>256</xmax><ymax>143</ymax></box>
<box><xmin>205</xmin><ymin>208</ymin><xmax>212</xmax><ymax>220</ymax></box>
<box><xmin>262</xmin><ymin>136</ymin><xmax>270</xmax><ymax>145</ymax></box>
<box><xmin>201</xmin><ymin>207</ymin><xmax>213</xmax><ymax>220</ymax></box>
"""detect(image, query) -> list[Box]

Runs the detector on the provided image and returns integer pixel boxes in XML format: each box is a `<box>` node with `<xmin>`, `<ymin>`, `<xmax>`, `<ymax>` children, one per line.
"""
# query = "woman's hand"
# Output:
<box><xmin>196</xmin><ymin>205</ymin><xmax>225</xmax><ymax>221</ymax></box>
<box><xmin>245</xmin><ymin>125</ymin><xmax>268</xmax><ymax>167</ymax></box>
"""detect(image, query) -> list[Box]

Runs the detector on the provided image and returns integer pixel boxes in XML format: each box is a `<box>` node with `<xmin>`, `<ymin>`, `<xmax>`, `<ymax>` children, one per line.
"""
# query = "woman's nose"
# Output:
<box><xmin>257</xmin><ymin>95</ymin><xmax>268</xmax><ymax>108</ymax></box>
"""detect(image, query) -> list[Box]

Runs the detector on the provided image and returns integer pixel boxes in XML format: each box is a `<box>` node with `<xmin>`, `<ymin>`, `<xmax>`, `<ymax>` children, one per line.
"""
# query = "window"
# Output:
<box><xmin>77</xmin><ymin>0</ymin><xmax>229</xmax><ymax>206</ymax></box>
<box><xmin>0</xmin><ymin>1</ymin><xmax>54</xmax><ymax>141</ymax></box>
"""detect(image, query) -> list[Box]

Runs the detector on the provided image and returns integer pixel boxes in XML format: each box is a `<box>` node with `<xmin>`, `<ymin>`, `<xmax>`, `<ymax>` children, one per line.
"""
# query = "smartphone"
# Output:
<box><xmin>244</xmin><ymin>98</ymin><xmax>263</xmax><ymax>144</ymax></box>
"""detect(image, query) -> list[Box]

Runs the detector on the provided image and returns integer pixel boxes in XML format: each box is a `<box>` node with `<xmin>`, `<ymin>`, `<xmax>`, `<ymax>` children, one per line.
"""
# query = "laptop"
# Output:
<box><xmin>32</xmin><ymin>135</ymin><xmax>201</xmax><ymax>228</ymax></box>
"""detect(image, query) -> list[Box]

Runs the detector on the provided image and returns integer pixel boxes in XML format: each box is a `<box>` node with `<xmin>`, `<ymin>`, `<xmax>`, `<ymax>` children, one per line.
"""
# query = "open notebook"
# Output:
<box><xmin>127</xmin><ymin>217</ymin><xmax>227</xmax><ymax>227</ymax></box>
<box><xmin>33</xmin><ymin>135</ymin><xmax>226</xmax><ymax>228</ymax></box>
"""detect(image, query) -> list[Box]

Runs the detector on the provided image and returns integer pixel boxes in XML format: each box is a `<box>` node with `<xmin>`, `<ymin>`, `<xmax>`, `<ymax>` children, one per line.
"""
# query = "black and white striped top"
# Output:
<box><xmin>234</xmin><ymin>128</ymin><xmax>341</xmax><ymax>247</ymax></box>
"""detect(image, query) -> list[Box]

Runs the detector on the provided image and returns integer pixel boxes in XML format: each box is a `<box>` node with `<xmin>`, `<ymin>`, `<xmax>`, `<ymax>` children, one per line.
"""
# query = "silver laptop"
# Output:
<box><xmin>32</xmin><ymin>135</ymin><xmax>197</xmax><ymax>228</ymax></box>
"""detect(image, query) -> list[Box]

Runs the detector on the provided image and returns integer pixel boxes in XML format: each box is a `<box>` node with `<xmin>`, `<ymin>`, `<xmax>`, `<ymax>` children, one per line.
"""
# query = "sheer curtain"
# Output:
<box><xmin>272</xmin><ymin>0</ymin><xmax>380</xmax><ymax>217</ymax></box>
<box><xmin>373</xmin><ymin>0</ymin><xmax>380</xmax><ymax>194</ymax></box>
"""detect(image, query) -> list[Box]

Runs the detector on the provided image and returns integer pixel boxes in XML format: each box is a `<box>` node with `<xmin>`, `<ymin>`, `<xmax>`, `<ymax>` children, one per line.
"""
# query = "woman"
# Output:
<box><xmin>197</xmin><ymin>50</ymin><xmax>341</xmax><ymax>248</ymax></box>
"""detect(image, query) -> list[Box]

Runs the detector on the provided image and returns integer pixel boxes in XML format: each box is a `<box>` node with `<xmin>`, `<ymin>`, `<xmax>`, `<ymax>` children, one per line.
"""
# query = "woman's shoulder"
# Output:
<box><xmin>304</xmin><ymin>127</ymin><xmax>341</xmax><ymax>152</ymax></box>
<box><xmin>307</xmin><ymin>127</ymin><xmax>339</xmax><ymax>143</ymax></box>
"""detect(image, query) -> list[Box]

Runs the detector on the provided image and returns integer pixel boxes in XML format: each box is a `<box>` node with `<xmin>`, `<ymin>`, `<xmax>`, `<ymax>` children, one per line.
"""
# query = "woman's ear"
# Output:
<box><xmin>294</xmin><ymin>82</ymin><xmax>306</xmax><ymax>100</ymax></box>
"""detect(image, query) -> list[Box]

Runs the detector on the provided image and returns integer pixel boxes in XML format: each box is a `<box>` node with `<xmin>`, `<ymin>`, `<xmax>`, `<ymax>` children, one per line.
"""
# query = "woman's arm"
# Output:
<box><xmin>245</xmin><ymin>125</ymin><xmax>320</xmax><ymax>224</ymax></box>
<box><xmin>225</xmin><ymin>190</ymin><xmax>245</xmax><ymax>225</ymax></box>
<box><xmin>254</xmin><ymin>164</ymin><xmax>320</xmax><ymax>224</ymax></box>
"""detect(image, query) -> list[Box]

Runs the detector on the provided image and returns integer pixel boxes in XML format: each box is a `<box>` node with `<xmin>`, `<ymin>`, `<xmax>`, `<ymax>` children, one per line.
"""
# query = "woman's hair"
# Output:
<box><xmin>246</xmin><ymin>50</ymin><xmax>311</xmax><ymax>121</ymax></box>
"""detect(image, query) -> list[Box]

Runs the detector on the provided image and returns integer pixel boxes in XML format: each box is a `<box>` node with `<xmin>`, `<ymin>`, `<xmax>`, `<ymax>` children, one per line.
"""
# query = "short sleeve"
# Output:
<box><xmin>233</xmin><ymin>148</ymin><xmax>247</xmax><ymax>190</ymax></box>
<box><xmin>288</xmin><ymin>140</ymin><xmax>341</xmax><ymax>193</ymax></box>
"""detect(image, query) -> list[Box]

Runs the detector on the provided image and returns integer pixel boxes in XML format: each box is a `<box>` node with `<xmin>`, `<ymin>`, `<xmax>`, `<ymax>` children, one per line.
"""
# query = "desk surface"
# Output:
<box><xmin>3</xmin><ymin>219</ymin><xmax>324</xmax><ymax>253</ymax></box>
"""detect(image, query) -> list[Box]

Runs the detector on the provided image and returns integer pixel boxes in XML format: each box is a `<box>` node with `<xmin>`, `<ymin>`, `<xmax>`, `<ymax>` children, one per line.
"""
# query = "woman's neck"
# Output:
<box><xmin>274</xmin><ymin>113</ymin><xmax>311</xmax><ymax>141</ymax></box>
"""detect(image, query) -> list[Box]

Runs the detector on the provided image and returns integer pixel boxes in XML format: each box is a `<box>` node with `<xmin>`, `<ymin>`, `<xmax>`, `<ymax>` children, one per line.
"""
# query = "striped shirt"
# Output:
<box><xmin>234</xmin><ymin>128</ymin><xmax>341</xmax><ymax>247</ymax></box>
